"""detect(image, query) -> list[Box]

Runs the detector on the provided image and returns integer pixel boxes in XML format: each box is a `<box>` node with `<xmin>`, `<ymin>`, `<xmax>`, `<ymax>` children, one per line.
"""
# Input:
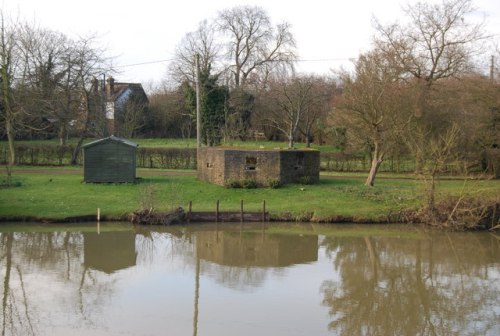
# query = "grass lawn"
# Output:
<box><xmin>1</xmin><ymin>168</ymin><xmax>498</xmax><ymax>222</ymax></box>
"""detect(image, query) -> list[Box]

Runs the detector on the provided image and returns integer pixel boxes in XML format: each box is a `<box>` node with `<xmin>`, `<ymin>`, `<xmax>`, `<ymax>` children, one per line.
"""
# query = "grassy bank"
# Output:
<box><xmin>1</xmin><ymin>168</ymin><xmax>498</xmax><ymax>223</ymax></box>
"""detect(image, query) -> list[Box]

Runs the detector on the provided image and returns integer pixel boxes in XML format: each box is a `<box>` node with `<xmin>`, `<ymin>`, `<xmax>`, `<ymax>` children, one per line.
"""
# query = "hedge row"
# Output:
<box><xmin>0</xmin><ymin>144</ymin><xmax>197</xmax><ymax>170</ymax></box>
<box><xmin>320</xmin><ymin>152</ymin><xmax>416</xmax><ymax>173</ymax></box>
<box><xmin>0</xmin><ymin>143</ymin><xmax>492</xmax><ymax>174</ymax></box>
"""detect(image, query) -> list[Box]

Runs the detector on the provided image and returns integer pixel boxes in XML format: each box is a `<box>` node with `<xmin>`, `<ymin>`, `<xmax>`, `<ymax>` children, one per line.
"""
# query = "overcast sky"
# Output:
<box><xmin>2</xmin><ymin>0</ymin><xmax>500</xmax><ymax>89</ymax></box>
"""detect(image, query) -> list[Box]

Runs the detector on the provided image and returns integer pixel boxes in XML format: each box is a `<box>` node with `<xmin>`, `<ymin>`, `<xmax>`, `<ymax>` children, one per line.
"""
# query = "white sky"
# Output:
<box><xmin>2</xmin><ymin>0</ymin><xmax>500</xmax><ymax>90</ymax></box>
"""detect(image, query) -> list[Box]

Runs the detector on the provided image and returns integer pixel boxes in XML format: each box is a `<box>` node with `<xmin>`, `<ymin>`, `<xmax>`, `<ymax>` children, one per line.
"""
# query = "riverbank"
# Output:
<box><xmin>1</xmin><ymin>167</ymin><xmax>499</xmax><ymax>227</ymax></box>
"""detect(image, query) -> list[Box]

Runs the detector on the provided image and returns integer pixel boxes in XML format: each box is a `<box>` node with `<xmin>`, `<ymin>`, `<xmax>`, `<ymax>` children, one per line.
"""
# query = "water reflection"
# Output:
<box><xmin>320</xmin><ymin>232</ymin><xmax>500</xmax><ymax>335</ymax></box>
<box><xmin>195</xmin><ymin>229</ymin><xmax>318</xmax><ymax>290</ymax></box>
<box><xmin>196</xmin><ymin>231</ymin><xmax>317</xmax><ymax>267</ymax></box>
<box><xmin>0</xmin><ymin>223</ymin><xmax>499</xmax><ymax>336</ymax></box>
<box><xmin>83</xmin><ymin>231</ymin><xmax>137</xmax><ymax>274</ymax></box>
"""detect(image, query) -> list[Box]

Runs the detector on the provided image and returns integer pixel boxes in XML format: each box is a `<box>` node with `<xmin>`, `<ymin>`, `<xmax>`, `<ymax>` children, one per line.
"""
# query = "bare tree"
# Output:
<box><xmin>374</xmin><ymin>0</ymin><xmax>488</xmax><ymax>173</ymax></box>
<box><xmin>264</xmin><ymin>76</ymin><xmax>318</xmax><ymax>148</ymax></box>
<box><xmin>168</xmin><ymin>20</ymin><xmax>220</xmax><ymax>86</ymax></box>
<box><xmin>217</xmin><ymin>5</ymin><xmax>296</xmax><ymax>88</ymax></box>
<box><xmin>374</xmin><ymin>0</ymin><xmax>486</xmax><ymax>110</ymax></box>
<box><xmin>70</xmin><ymin>36</ymin><xmax>110</xmax><ymax>164</ymax></box>
<box><xmin>118</xmin><ymin>91</ymin><xmax>148</xmax><ymax>138</ymax></box>
<box><xmin>0</xmin><ymin>11</ymin><xmax>20</xmax><ymax>184</ymax></box>
<box><xmin>147</xmin><ymin>84</ymin><xmax>195</xmax><ymax>139</ymax></box>
<box><xmin>335</xmin><ymin>50</ymin><xmax>411</xmax><ymax>186</ymax></box>
<box><xmin>372</xmin><ymin>0</ymin><xmax>492</xmax><ymax>217</ymax></box>
<box><xmin>17</xmin><ymin>24</ymin><xmax>74</xmax><ymax>144</ymax></box>
<box><xmin>298</xmin><ymin>76</ymin><xmax>335</xmax><ymax>147</ymax></box>
<box><xmin>414</xmin><ymin>124</ymin><xmax>461</xmax><ymax>212</ymax></box>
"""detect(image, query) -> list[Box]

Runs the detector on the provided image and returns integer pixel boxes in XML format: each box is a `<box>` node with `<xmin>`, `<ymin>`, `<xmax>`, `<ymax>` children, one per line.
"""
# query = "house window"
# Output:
<box><xmin>245</xmin><ymin>156</ymin><xmax>257</xmax><ymax>171</ymax></box>
<box><xmin>206</xmin><ymin>162</ymin><xmax>213</xmax><ymax>169</ymax></box>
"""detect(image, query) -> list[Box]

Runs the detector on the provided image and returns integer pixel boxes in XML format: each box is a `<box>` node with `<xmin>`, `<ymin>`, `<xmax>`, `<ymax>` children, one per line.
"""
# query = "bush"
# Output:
<box><xmin>0</xmin><ymin>144</ymin><xmax>198</xmax><ymax>169</ymax></box>
<box><xmin>268</xmin><ymin>179</ymin><xmax>282</xmax><ymax>189</ymax></box>
<box><xmin>224</xmin><ymin>179</ymin><xmax>242</xmax><ymax>188</ymax></box>
<box><xmin>137</xmin><ymin>147</ymin><xmax>196</xmax><ymax>169</ymax></box>
<box><xmin>298</xmin><ymin>176</ymin><xmax>314</xmax><ymax>185</ymax></box>
<box><xmin>241</xmin><ymin>178</ymin><xmax>258</xmax><ymax>189</ymax></box>
<box><xmin>225</xmin><ymin>179</ymin><xmax>259</xmax><ymax>189</ymax></box>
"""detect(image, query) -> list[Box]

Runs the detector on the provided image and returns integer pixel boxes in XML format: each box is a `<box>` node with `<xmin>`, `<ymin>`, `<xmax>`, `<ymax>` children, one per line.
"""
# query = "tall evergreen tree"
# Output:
<box><xmin>183</xmin><ymin>67</ymin><xmax>229</xmax><ymax>146</ymax></box>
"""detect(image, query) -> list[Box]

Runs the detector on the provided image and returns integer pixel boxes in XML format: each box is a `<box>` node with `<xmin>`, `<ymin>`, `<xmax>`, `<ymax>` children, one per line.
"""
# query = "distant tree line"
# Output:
<box><xmin>2</xmin><ymin>0</ymin><xmax>500</xmax><ymax>189</ymax></box>
<box><xmin>0</xmin><ymin>11</ymin><xmax>113</xmax><ymax>181</ymax></box>
<box><xmin>148</xmin><ymin>1</ymin><xmax>498</xmax><ymax>183</ymax></box>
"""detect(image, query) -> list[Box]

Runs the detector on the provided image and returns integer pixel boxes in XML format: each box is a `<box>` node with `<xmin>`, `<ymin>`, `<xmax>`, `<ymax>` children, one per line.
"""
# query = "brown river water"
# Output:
<box><xmin>1</xmin><ymin>222</ymin><xmax>499</xmax><ymax>336</ymax></box>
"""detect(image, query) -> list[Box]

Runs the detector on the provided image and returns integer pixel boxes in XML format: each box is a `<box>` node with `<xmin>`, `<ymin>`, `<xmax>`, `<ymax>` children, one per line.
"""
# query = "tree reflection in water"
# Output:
<box><xmin>1</xmin><ymin>224</ymin><xmax>499</xmax><ymax>336</ymax></box>
<box><xmin>0</xmin><ymin>229</ymin><xmax>128</xmax><ymax>335</ymax></box>
<box><xmin>1</xmin><ymin>231</ymin><xmax>85</xmax><ymax>335</ymax></box>
<box><xmin>320</xmin><ymin>232</ymin><xmax>500</xmax><ymax>335</ymax></box>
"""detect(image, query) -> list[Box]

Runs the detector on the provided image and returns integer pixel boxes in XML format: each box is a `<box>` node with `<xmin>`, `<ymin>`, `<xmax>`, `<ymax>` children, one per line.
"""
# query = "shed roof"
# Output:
<box><xmin>83</xmin><ymin>135</ymin><xmax>138</xmax><ymax>149</ymax></box>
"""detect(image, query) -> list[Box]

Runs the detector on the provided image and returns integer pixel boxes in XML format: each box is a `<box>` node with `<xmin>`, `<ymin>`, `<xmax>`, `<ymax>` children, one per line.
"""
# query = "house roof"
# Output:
<box><xmin>109</xmin><ymin>82</ymin><xmax>148</xmax><ymax>103</ymax></box>
<box><xmin>82</xmin><ymin>135</ymin><xmax>139</xmax><ymax>149</ymax></box>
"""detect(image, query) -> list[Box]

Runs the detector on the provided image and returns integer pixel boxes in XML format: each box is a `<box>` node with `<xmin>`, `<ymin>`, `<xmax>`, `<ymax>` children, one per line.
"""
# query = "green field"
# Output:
<box><xmin>1</xmin><ymin>167</ymin><xmax>498</xmax><ymax>222</ymax></box>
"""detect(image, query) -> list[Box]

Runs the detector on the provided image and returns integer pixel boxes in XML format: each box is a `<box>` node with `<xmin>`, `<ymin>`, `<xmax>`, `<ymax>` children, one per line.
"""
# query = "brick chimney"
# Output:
<box><xmin>105</xmin><ymin>76</ymin><xmax>115</xmax><ymax>135</ymax></box>
<box><xmin>106</xmin><ymin>76</ymin><xmax>115</xmax><ymax>99</ymax></box>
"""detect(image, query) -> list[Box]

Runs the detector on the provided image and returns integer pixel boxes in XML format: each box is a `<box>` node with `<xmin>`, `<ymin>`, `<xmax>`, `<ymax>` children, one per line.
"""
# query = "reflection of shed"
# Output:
<box><xmin>197</xmin><ymin>147</ymin><xmax>320</xmax><ymax>186</ymax></box>
<box><xmin>196</xmin><ymin>231</ymin><xmax>318</xmax><ymax>267</ymax></box>
<box><xmin>83</xmin><ymin>231</ymin><xmax>137</xmax><ymax>274</ymax></box>
<box><xmin>83</xmin><ymin>136</ymin><xmax>138</xmax><ymax>183</ymax></box>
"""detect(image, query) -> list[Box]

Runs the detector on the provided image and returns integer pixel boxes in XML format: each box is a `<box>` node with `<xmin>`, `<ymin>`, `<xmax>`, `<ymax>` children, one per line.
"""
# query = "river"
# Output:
<box><xmin>0</xmin><ymin>222</ymin><xmax>499</xmax><ymax>335</ymax></box>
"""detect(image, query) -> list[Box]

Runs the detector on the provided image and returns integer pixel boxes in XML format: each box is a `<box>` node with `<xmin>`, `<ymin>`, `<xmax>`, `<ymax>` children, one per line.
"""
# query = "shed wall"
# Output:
<box><xmin>84</xmin><ymin>141</ymin><xmax>136</xmax><ymax>183</ymax></box>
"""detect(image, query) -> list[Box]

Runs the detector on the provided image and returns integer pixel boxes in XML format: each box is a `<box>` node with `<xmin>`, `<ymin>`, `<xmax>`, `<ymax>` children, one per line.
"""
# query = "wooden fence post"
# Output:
<box><xmin>216</xmin><ymin>200</ymin><xmax>219</xmax><ymax>223</ymax></box>
<box><xmin>240</xmin><ymin>200</ymin><xmax>244</xmax><ymax>223</ymax></box>
<box><xmin>262</xmin><ymin>200</ymin><xmax>266</xmax><ymax>222</ymax></box>
<box><xmin>188</xmin><ymin>201</ymin><xmax>192</xmax><ymax>223</ymax></box>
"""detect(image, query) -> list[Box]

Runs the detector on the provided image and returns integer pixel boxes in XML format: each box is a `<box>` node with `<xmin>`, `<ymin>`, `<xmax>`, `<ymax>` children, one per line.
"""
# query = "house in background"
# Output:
<box><xmin>104</xmin><ymin>76</ymin><xmax>149</xmax><ymax>137</ymax></box>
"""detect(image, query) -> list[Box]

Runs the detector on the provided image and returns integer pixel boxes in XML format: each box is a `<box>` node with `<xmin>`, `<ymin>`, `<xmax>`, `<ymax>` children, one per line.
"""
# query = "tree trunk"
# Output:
<box><xmin>59</xmin><ymin>124</ymin><xmax>67</xmax><ymax>146</ymax></box>
<box><xmin>365</xmin><ymin>142</ymin><xmax>384</xmax><ymax>187</ymax></box>
<box><xmin>2</xmin><ymin>65</ymin><xmax>15</xmax><ymax>185</ymax></box>
<box><xmin>365</xmin><ymin>156</ymin><xmax>382</xmax><ymax>187</ymax></box>
<box><xmin>5</xmin><ymin>125</ymin><xmax>14</xmax><ymax>185</ymax></box>
<box><xmin>2</xmin><ymin>233</ymin><xmax>13</xmax><ymax>335</ymax></box>
<box><xmin>305</xmin><ymin>131</ymin><xmax>311</xmax><ymax>148</ymax></box>
<box><xmin>288</xmin><ymin>131</ymin><xmax>294</xmax><ymax>148</ymax></box>
<box><xmin>427</xmin><ymin>174</ymin><xmax>436</xmax><ymax>212</ymax></box>
<box><xmin>71</xmin><ymin>137</ymin><xmax>85</xmax><ymax>165</ymax></box>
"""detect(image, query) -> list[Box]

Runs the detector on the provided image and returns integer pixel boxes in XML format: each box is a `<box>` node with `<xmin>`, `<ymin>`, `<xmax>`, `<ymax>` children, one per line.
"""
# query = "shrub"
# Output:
<box><xmin>137</xmin><ymin>147</ymin><xmax>196</xmax><ymax>169</ymax></box>
<box><xmin>298</xmin><ymin>176</ymin><xmax>314</xmax><ymax>185</ymax></box>
<box><xmin>241</xmin><ymin>178</ymin><xmax>258</xmax><ymax>189</ymax></box>
<box><xmin>268</xmin><ymin>179</ymin><xmax>282</xmax><ymax>189</ymax></box>
<box><xmin>138</xmin><ymin>184</ymin><xmax>157</xmax><ymax>210</ymax></box>
<box><xmin>224</xmin><ymin>179</ymin><xmax>242</xmax><ymax>188</ymax></box>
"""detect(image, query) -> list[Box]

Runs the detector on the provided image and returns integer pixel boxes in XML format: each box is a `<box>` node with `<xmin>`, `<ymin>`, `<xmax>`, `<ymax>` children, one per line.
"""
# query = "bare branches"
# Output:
<box><xmin>335</xmin><ymin>49</ymin><xmax>411</xmax><ymax>186</ymax></box>
<box><xmin>169</xmin><ymin>6</ymin><xmax>296</xmax><ymax>90</ymax></box>
<box><xmin>0</xmin><ymin>10</ymin><xmax>19</xmax><ymax>174</ymax></box>
<box><xmin>374</xmin><ymin>0</ymin><xmax>486</xmax><ymax>86</ymax></box>
<box><xmin>168</xmin><ymin>20</ymin><xmax>220</xmax><ymax>86</ymax></box>
<box><xmin>217</xmin><ymin>6</ymin><xmax>296</xmax><ymax>88</ymax></box>
<box><xmin>261</xmin><ymin>75</ymin><xmax>328</xmax><ymax>148</ymax></box>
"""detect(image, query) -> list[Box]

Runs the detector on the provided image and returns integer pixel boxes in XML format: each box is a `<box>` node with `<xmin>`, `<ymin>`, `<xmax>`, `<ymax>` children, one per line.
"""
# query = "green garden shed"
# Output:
<box><xmin>83</xmin><ymin>136</ymin><xmax>138</xmax><ymax>183</ymax></box>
